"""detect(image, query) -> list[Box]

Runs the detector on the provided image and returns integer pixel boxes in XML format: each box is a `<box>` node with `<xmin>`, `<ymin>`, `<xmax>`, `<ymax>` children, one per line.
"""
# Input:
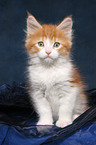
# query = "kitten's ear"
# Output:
<box><xmin>57</xmin><ymin>16</ymin><xmax>73</xmax><ymax>40</ymax></box>
<box><xmin>27</xmin><ymin>12</ymin><xmax>42</xmax><ymax>36</ymax></box>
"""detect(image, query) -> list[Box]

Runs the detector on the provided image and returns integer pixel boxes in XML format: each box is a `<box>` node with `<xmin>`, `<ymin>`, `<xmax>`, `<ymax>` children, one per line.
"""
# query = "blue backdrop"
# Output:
<box><xmin>0</xmin><ymin>0</ymin><xmax>96</xmax><ymax>89</ymax></box>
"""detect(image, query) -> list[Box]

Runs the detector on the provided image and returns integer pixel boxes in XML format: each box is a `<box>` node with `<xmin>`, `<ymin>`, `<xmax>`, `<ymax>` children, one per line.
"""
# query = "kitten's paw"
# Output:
<box><xmin>56</xmin><ymin>119</ymin><xmax>72</xmax><ymax>128</ymax></box>
<box><xmin>37</xmin><ymin>120</ymin><xmax>53</xmax><ymax>126</ymax></box>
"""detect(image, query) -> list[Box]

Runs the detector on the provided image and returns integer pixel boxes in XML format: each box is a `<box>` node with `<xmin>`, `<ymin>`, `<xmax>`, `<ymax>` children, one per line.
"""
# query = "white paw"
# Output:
<box><xmin>37</xmin><ymin>120</ymin><xmax>53</xmax><ymax>126</ymax></box>
<box><xmin>56</xmin><ymin>119</ymin><xmax>72</xmax><ymax>128</ymax></box>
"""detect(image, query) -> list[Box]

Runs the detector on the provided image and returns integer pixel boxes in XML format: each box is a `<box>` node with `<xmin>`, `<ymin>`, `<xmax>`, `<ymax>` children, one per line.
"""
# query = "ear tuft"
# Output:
<box><xmin>27</xmin><ymin>11</ymin><xmax>32</xmax><ymax>16</ymax></box>
<box><xmin>26</xmin><ymin>13</ymin><xmax>42</xmax><ymax>36</ymax></box>
<box><xmin>57</xmin><ymin>16</ymin><xmax>73</xmax><ymax>40</ymax></box>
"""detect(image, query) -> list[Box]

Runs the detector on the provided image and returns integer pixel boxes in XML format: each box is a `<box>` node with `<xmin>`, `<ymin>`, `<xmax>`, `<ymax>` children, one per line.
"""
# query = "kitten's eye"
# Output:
<box><xmin>53</xmin><ymin>42</ymin><xmax>60</xmax><ymax>48</ymax></box>
<box><xmin>38</xmin><ymin>42</ymin><xmax>44</xmax><ymax>47</ymax></box>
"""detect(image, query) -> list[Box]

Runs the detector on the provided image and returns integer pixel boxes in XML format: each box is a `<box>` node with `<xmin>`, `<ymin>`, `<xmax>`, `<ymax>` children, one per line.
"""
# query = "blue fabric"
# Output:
<box><xmin>0</xmin><ymin>83</ymin><xmax>96</xmax><ymax>145</ymax></box>
<box><xmin>44</xmin><ymin>121</ymin><xmax>96</xmax><ymax>145</ymax></box>
<box><xmin>0</xmin><ymin>121</ymin><xmax>96</xmax><ymax>145</ymax></box>
<box><xmin>0</xmin><ymin>124</ymin><xmax>9</xmax><ymax>144</ymax></box>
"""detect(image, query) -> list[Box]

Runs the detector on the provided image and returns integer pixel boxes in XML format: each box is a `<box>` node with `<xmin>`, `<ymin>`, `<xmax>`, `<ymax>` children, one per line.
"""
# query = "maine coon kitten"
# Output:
<box><xmin>25</xmin><ymin>13</ymin><xmax>88</xmax><ymax>128</ymax></box>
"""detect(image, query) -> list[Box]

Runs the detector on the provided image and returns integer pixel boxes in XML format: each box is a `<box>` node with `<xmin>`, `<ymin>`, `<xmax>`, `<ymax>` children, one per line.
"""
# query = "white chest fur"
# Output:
<box><xmin>28</xmin><ymin>59</ymin><xmax>73</xmax><ymax>89</ymax></box>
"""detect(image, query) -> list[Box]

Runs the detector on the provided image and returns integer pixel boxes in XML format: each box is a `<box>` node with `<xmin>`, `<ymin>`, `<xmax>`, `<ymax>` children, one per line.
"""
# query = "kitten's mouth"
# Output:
<box><xmin>43</xmin><ymin>56</ymin><xmax>54</xmax><ymax>63</ymax></box>
<box><xmin>45</xmin><ymin>55</ymin><xmax>53</xmax><ymax>60</ymax></box>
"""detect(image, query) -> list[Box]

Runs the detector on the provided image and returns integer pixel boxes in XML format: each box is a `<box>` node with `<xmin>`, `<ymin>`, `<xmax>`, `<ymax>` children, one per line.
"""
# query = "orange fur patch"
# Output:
<box><xmin>71</xmin><ymin>67</ymin><xmax>86</xmax><ymax>88</ymax></box>
<box><xmin>25</xmin><ymin>24</ymin><xmax>72</xmax><ymax>55</ymax></box>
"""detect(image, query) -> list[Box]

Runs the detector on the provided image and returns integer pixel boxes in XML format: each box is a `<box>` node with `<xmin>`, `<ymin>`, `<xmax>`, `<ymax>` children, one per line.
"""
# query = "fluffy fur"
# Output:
<box><xmin>25</xmin><ymin>13</ymin><xmax>87</xmax><ymax>128</ymax></box>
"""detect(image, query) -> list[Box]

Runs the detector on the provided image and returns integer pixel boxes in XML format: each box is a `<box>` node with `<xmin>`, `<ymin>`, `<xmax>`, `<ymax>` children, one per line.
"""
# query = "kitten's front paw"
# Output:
<box><xmin>37</xmin><ymin>120</ymin><xmax>53</xmax><ymax>126</ymax></box>
<box><xmin>56</xmin><ymin>119</ymin><xmax>72</xmax><ymax>128</ymax></box>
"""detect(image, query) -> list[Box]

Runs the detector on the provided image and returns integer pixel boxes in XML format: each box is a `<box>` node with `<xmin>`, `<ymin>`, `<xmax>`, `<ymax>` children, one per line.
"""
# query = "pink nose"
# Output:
<box><xmin>46</xmin><ymin>51</ymin><xmax>51</xmax><ymax>55</ymax></box>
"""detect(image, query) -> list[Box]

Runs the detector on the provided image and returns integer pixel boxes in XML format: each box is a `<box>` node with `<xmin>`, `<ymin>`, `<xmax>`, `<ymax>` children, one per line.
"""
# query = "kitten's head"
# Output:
<box><xmin>25</xmin><ymin>13</ymin><xmax>73</xmax><ymax>64</ymax></box>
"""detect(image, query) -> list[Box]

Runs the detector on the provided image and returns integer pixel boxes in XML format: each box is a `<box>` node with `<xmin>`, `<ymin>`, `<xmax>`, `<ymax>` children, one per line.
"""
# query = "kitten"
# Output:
<box><xmin>25</xmin><ymin>13</ymin><xmax>88</xmax><ymax>128</ymax></box>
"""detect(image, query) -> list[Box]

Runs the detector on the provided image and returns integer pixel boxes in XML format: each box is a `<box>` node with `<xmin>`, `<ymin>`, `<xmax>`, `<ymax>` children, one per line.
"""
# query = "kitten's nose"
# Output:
<box><xmin>46</xmin><ymin>51</ymin><xmax>51</xmax><ymax>55</ymax></box>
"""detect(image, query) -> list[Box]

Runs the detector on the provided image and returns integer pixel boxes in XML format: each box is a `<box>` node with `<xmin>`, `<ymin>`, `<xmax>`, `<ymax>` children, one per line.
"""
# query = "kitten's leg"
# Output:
<box><xmin>73</xmin><ymin>93</ymin><xmax>87</xmax><ymax>121</ymax></box>
<box><xmin>56</xmin><ymin>87</ymin><xmax>78</xmax><ymax>128</ymax></box>
<box><xmin>31</xmin><ymin>90</ymin><xmax>53</xmax><ymax>125</ymax></box>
